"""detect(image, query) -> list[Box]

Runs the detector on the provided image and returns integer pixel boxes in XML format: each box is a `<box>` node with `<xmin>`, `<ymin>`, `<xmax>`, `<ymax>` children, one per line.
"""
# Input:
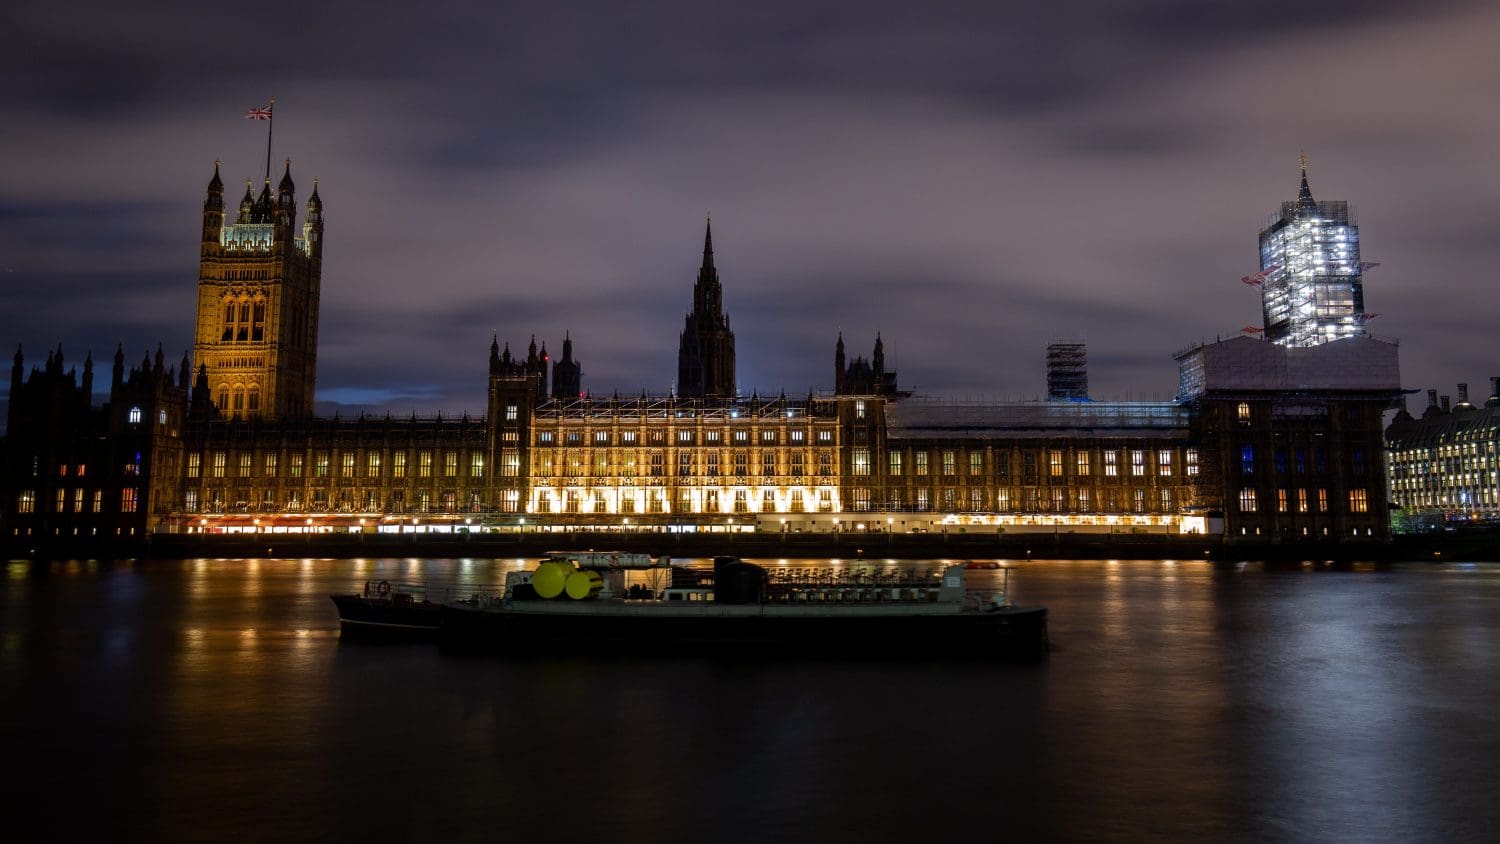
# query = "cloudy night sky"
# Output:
<box><xmin>4</xmin><ymin>0</ymin><xmax>1497</xmax><ymax>421</ymax></box>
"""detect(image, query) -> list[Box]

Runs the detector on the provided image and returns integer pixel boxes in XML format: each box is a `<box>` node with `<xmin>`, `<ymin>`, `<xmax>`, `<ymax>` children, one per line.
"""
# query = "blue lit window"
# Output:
<box><xmin>1241</xmin><ymin>445</ymin><xmax>1255</xmax><ymax>474</ymax></box>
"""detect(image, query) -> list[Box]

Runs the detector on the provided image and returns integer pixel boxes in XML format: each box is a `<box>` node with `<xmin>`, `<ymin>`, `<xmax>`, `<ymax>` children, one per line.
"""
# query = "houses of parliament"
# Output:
<box><xmin>1</xmin><ymin>155</ymin><xmax>1404</xmax><ymax>546</ymax></box>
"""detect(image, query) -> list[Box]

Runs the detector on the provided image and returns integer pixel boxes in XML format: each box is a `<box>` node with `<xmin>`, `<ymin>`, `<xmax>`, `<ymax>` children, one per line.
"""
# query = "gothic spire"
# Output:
<box><xmin>702</xmin><ymin>216</ymin><xmax>714</xmax><ymax>269</ymax></box>
<box><xmin>205</xmin><ymin>160</ymin><xmax>224</xmax><ymax>210</ymax></box>
<box><xmin>1297</xmin><ymin>150</ymin><xmax>1315</xmax><ymax>210</ymax></box>
<box><xmin>278</xmin><ymin>158</ymin><xmax>295</xmax><ymax>197</ymax></box>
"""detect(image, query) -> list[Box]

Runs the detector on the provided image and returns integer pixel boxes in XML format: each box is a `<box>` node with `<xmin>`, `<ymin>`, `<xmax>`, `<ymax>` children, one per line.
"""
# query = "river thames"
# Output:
<box><xmin>3</xmin><ymin>557</ymin><xmax>1497</xmax><ymax>842</ymax></box>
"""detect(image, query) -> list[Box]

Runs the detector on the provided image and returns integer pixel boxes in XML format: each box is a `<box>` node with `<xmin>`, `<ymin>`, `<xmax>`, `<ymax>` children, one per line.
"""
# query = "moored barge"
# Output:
<box><xmin>441</xmin><ymin>555</ymin><xmax>1048</xmax><ymax>658</ymax></box>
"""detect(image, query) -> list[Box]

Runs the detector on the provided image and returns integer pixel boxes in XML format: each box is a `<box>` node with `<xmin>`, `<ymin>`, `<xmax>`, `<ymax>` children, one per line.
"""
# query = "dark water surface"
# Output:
<box><xmin>4</xmin><ymin>557</ymin><xmax>1499</xmax><ymax>842</ymax></box>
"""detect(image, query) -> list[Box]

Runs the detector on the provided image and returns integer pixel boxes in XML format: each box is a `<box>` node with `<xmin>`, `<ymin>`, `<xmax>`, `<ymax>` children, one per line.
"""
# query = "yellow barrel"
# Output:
<box><xmin>532</xmin><ymin>560</ymin><xmax>574</xmax><ymax>599</ymax></box>
<box><xmin>564</xmin><ymin>570</ymin><xmax>603</xmax><ymax>600</ymax></box>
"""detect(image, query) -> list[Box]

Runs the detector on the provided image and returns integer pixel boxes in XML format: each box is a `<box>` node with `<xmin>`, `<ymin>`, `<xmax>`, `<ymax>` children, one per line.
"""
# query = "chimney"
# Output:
<box><xmin>1427</xmin><ymin>389</ymin><xmax>1438</xmax><ymax>408</ymax></box>
<box><xmin>1456</xmin><ymin>383</ymin><xmax>1472</xmax><ymax>410</ymax></box>
<box><xmin>1441</xmin><ymin>395</ymin><xmax>1450</xmax><ymax>413</ymax></box>
<box><xmin>1488</xmin><ymin>376</ymin><xmax>1500</xmax><ymax>408</ymax></box>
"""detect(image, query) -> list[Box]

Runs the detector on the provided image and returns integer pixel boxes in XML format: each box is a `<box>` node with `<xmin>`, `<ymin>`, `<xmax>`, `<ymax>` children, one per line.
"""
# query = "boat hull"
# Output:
<box><xmin>440</xmin><ymin>601</ymin><xmax>1048</xmax><ymax>659</ymax></box>
<box><xmin>330</xmin><ymin>594</ymin><xmax>443</xmax><ymax>634</ymax></box>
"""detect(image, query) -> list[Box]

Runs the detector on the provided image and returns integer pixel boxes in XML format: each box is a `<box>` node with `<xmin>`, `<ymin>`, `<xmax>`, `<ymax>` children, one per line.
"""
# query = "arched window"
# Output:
<box><xmin>127</xmin><ymin>406</ymin><xmax>142</xmax><ymax>424</ymax></box>
<box><xmin>217</xmin><ymin>390</ymin><xmax>228</xmax><ymax>410</ymax></box>
<box><xmin>247</xmin><ymin>390</ymin><xmax>260</xmax><ymax>413</ymax></box>
<box><xmin>222</xmin><ymin>302</ymin><xmax>235</xmax><ymax>341</ymax></box>
<box><xmin>158</xmin><ymin>409</ymin><xmax>167</xmax><ymax>425</ymax></box>
<box><xmin>233</xmin><ymin>390</ymin><xmax>245</xmax><ymax>412</ymax></box>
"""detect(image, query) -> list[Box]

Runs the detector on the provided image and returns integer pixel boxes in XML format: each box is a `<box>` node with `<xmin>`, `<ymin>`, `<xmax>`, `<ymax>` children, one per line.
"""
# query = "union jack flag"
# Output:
<box><xmin>245</xmin><ymin>106</ymin><xmax>273</xmax><ymax>120</ymax></box>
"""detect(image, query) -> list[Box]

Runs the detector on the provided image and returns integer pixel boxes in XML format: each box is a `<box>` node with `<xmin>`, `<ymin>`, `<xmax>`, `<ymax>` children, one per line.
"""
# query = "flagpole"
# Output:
<box><xmin>264</xmin><ymin>97</ymin><xmax>276</xmax><ymax>184</ymax></box>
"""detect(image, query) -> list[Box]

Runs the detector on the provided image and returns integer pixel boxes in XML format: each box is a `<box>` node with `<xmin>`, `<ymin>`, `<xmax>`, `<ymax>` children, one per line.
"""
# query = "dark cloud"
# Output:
<box><xmin>3</xmin><ymin>0</ymin><xmax>1496</xmax><ymax>427</ymax></box>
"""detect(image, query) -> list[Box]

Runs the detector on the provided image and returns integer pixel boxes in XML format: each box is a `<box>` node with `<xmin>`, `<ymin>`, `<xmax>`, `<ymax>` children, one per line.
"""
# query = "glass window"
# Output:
<box><xmin>1349</xmin><ymin>489</ymin><xmax>1368</xmax><ymax>513</ymax></box>
<box><xmin>1239</xmin><ymin>487</ymin><xmax>1257</xmax><ymax>512</ymax></box>
<box><xmin>1076</xmin><ymin>452</ymin><xmax>1090</xmax><ymax>477</ymax></box>
<box><xmin>889</xmin><ymin>452</ymin><xmax>903</xmax><ymax>476</ymax></box>
<box><xmin>1049</xmin><ymin>450</ymin><xmax>1063</xmax><ymax>478</ymax></box>
<box><xmin>852</xmin><ymin>448</ymin><xmax>870</xmax><ymax>476</ymax></box>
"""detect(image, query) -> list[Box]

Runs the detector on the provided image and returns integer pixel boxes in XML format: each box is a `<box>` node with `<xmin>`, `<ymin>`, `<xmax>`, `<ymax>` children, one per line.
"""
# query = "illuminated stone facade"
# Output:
<box><xmin>0</xmin><ymin>166</ymin><xmax>1407</xmax><ymax>546</ymax></box>
<box><xmin>194</xmin><ymin>161</ymin><xmax>322</xmax><ymax>420</ymax></box>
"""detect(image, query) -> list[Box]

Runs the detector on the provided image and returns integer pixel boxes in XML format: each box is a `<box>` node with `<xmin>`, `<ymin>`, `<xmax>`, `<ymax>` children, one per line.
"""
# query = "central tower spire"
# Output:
<box><xmin>677</xmin><ymin>216</ymin><xmax>736</xmax><ymax>399</ymax></box>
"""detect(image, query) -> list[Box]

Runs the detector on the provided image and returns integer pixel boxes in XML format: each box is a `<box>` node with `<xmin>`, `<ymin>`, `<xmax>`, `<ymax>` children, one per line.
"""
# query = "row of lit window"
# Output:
<box><xmin>185</xmin><ymin>488</ymin><xmax>496</xmax><ymax>514</ymax></box>
<box><xmin>534</xmin><ymin>487</ymin><xmax>837</xmax><ymax>516</ymax></box>
<box><xmin>886</xmin><ymin>448</ymin><xmax>1196</xmax><ymax>479</ymax></box>
<box><xmin>534</xmin><ymin>427</ymin><xmax>834</xmax><ymax>446</ymax></box>
<box><xmin>1237</xmin><ymin>487</ymin><xmax>1366</xmax><ymax>513</ymax></box>
<box><xmin>537</xmin><ymin>450</ymin><xmax>836</xmax><ymax>478</ymax></box>
<box><xmin>15</xmin><ymin>488</ymin><xmax>136</xmax><ymax>514</ymax></box>
<box><xmin>188</xmin><ymin>449</ymin><xmax>489</xmax><ymax>480</ymax></box>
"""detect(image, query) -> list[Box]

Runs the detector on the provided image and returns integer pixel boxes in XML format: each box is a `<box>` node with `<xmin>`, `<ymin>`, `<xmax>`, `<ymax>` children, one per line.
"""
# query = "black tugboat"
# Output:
<box><xmin>330</xmin><ymin>580</ymin><xmax>444</xmax><ymax>633</ymax></box>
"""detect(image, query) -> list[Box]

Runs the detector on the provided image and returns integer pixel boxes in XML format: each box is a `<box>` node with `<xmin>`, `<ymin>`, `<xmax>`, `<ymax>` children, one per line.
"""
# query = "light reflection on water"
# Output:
<box><xmin>1</xmin><ymin>557</ymin><xmax>1498</xmax><ymax>841</ymax></box>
